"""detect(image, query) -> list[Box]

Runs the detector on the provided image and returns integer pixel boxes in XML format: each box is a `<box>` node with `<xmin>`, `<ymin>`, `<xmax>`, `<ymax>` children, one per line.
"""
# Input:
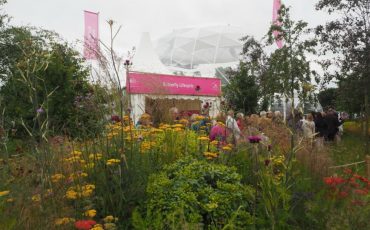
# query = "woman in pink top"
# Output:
<box><xmin>209</xmin><ymin>114</ymin><xmax>229</xmax><ymax>142</ymax></box>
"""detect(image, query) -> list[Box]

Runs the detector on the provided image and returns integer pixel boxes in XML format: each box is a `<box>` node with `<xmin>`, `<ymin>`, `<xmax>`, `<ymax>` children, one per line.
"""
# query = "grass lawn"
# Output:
<box><xmin>329</xmin><ymin>132</ymin><xmax>369</xmax><ymax>175</ymax></box>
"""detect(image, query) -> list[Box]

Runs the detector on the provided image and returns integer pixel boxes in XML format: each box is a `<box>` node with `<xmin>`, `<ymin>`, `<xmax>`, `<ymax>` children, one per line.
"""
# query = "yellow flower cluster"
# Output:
<box><xmin>222</xmin><ymin>145</ymin><xmax>233</xmax><ymax>151</ymax></box>
<box><xmin>271</xmin><ymin>155</ymin><xmax>285</xmax><ymax>165</ymax></box>
<box><xmin>103</xmin><ymin>215</ymin><xmax>118</xmax><ymax>223</ymax></box>
<box><xmin>51</xmin><ymin>173</ymin><xmax>65</xmax><ymax>183</ymax></box>
<box><xmin>69</xmin><ymin>172</ymin><xmax>88</xmax><ymax>181</ymax></box>
<box><xmin>204</xmin><ymin>152</ymin><xmax>218</xmax><ymax>159</ymax></box>
<box><xmin>64</xmin><ymin>150</ymin><xmax>84</xmax><ymax>164</ymax></box>
<box><xmin>32</xmin><ymin>194</ymin><xmax>41</xmax><ymax>202</ymax></box>
<box><xmin>140</xmin><ymin>141</ymin><xmax>157</xmax><ymax>152</ymax></box>
<box><xmin>196</xmin><ymin>115</ymin><xmax>205</xmax><ymax>120</ymax></box>
<box><xmin>91</xmin><ymin>224</ymin><xmax>104</xmax><ymax>230</ymax></box>
<box><xmin>106</xmin><ymin>159</ymin><xmax>120</xmax><ymax>166</ymax></box>
<box><xmin>89</xmin><ymin>153</ymin><xmax>103</xmax><ymax>160</ymax></box>
<box><xmin>65</xmin><ymin>184</ymin><xmax>95</xmax><ymax>200</ymax></box>
<box><xmin>0</xmin><ymin>190</ymin><xmax>10</xmax><ymax>196</ymax></box>
<box><xmin>84</xmin><ymin>209</ymin><xmax>97</xmax><ymax>218</ymax></box>
<box><xmin>198</xmin><ymin>136</ymin><xmax>210</xmax><ymax>141</ymax></box>
<box><xmin>55</xmin><ymin>217</ymin><xmax>75</xmax><ymax>226</ymax></box>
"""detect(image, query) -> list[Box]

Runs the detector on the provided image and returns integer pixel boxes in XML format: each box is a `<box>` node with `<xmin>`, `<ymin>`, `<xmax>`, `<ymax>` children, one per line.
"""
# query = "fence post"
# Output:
<box><xmin>366</xmin><ymin>155</ymin><xmax>370</xmax><ymax>179</ymax></box>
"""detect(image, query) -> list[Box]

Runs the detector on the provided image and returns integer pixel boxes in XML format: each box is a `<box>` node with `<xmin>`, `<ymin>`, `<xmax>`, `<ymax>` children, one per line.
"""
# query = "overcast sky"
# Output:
<box><xmin>4</xmin><ymin>0</ymin><xmax>330</xmax><ymax>54</ymax></box>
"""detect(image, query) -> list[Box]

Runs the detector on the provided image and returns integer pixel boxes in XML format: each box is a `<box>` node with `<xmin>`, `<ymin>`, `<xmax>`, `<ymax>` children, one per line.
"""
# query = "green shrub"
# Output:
<box><xmin>135</xmin><ymin>157</ymin><xmax>254</xmax><ymax>229</ymax></box>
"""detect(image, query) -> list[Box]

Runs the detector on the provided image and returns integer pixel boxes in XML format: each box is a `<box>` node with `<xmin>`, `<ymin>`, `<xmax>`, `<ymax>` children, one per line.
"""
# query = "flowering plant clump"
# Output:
<box><xmin>323</xmin><ymin>168</ymin><xmax>370</xmax><ymax>203</ymax></box>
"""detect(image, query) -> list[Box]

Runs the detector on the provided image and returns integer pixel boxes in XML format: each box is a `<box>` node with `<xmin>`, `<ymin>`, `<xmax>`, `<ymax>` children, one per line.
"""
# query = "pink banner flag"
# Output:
<box><xmin>272</xmin><ymin>0</ymin><xmax>283</xmax><ymax>48</ymax></box>
<box><xmin>84</xmin><ymin>11</ymin><xmax>99</xmax><ymax>60</ymax></box>
<box><xmin>128</xmin><ymin>72</ymin><xmax>221</xmax><ymax>96</ymax></box>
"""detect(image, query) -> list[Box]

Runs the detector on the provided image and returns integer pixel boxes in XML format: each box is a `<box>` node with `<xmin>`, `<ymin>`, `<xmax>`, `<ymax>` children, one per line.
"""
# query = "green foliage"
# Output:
<box><xmin>136</xmin><ymin>157</ymin><xmax>254</xmax><ymax>229</ymax></box>
<box><xmin>318</xmin><ymin>87</ymin><xmax>337</xmax><ymax>110</ymax></box>
<box><xmin>0</xmin><ymin>26</ymin><xmax>107</xmax><ymax>138</ymax></box>
<box><xmin>223</xmin><ymin>63</ymin><xmax>260</xmax><ymax>114</ymax></box>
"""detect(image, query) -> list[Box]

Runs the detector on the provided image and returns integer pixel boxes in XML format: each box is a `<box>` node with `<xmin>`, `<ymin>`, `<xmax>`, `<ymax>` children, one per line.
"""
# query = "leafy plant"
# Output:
<box><xmin>136</xmin><ymin>157</ymin><xmax>254</xmax><ymax>229</ymax></box>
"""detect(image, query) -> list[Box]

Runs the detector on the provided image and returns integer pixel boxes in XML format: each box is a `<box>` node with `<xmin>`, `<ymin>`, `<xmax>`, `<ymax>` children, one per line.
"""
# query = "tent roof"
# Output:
<box><xmin>131</xmin><ymin>32</ymin><xmax>171</xmax><ymax>75</ymax></box>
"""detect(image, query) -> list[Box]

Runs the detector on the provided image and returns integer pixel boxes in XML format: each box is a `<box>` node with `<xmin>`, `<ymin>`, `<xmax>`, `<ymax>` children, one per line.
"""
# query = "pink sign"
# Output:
<box><xmin>272</xmin><ymin>0</ymin><xmax>284</xmax><ymax>48</ymax></box>
<box><xmin>84</xmin><ymin>11</ymin><xmax>99</xmax><ymax>60</ymax></box>
<box><xmin>127</xmin><ymin>72</ymin><xmax>221</xmax><ymax>96</ymax></box>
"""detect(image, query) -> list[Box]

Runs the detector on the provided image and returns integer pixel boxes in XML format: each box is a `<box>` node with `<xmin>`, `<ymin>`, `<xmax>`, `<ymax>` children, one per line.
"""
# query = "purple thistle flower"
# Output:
<box><xmin>247</xmin><ymin>135</ymin><xmax>261</xmax><ymax>144</ymax></box>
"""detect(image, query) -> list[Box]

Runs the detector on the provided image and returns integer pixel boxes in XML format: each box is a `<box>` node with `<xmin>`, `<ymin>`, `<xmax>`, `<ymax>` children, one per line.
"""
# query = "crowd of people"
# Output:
<box><xmin>132</xmin><ymin>107</ymin><xmax>347</xmax><ymax>147</ymax></box>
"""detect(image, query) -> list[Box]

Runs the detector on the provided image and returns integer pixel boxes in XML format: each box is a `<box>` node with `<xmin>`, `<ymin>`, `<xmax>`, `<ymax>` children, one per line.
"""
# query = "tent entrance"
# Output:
<box><xmin>145</xmin><ymin>97</ymin><xmax>201</xmax><ymax>124</ymax></box>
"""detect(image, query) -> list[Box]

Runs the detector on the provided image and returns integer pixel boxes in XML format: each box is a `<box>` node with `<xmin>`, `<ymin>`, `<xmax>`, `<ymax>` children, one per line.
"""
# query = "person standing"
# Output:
<box><xmin>226</xmin><ymin>110</ymin><xmax>241</xmax><ymax>143</ymax></box>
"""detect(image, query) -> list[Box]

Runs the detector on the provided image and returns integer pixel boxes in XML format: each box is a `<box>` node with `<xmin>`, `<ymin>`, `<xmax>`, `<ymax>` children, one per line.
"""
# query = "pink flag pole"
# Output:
<box><xmin>272</xmin><ymin>0</ymin><xmax>283</xmax><ymax>48</ymax></box>
<box><xmin>84</xmin><ymin>10</ymin><xmax>99</xmax><ymax>60</ymax></box>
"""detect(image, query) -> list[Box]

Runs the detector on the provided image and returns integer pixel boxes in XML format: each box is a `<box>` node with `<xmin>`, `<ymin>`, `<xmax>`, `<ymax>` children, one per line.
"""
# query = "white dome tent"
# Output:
<box><xmin>156</xmin><ymin>25</ymin><xmax>244</xmax><ymax>68</ymax></box>
<box><xmin>155</xmin><ymin>25</ymin><xmax>244</xmax><ymax>83</ymax></box>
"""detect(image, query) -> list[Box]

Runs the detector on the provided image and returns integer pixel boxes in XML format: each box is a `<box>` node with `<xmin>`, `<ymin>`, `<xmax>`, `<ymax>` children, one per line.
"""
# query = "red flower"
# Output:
<box><xmin>351</xmin><ymin>200</ymin><xmax>366</xmax><ymax>206</ymax></box>
<box><xmin>354</xmin><ymin>189</ymin><xmax>368</xmax><ymax>196</ymax></box>
<box><xmin>75</xmin><ymin>220</ymin><xmax>96</xmax><ymax>230</ymax></box>
<box><xmin>338</xmin><ymin>191</ymin><xmax>348</xmax><ymax>198</ymax></box>
<box><xmin>323</xmin><ymin>176</ymin><xmax>346</xmax><ymax>187</ymax></box>
<box><xmin>343</xmin><ymin>168</ymin><xmax>353</xmax><ymax>174</ymax></box>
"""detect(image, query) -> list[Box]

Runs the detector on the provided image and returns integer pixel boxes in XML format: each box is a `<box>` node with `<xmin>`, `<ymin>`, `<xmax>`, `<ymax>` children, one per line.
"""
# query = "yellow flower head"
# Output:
<box><xmin>198</xmin><ymin>136</ymin><xmax>210</xmax><ymax>141</ymax></box>
<box><xmin>51</xmin><ymin>174</ymin><xmax>65</xmax><ymax>183</ymax></box>
<box><xmin>84</xmin><ymin>209</ymin><xmax>97</xmax><ymax>218</ymax></box>
<box><xmin>222</xmin><ymin>146</ymin><xmax>232</xmax><ymax>151</ymax></box>
<box><xmin>106</xmin><ymin>159</ymin><xmax>121</xmax><ymax>166</ymax></box>
<box><xmin>71</xmin><ymin>150</ymin><xmax>82</xmax><ymax>156</ymax></box>
<box><xmin>65</xmin><ymin>190</ymin><xmax>78</xmax><ymax>200</ymax></box>
<box><xmin>103</xmin><ymin>215</ymin><xmax>118</xmax><ymax>223</ymax></box>
<box><xmin>104</xmin><ymin>223</ymin><xmax>117</xmax><ymax>230</ymax></box>
<box><xmin>203</xmin><ymin>152</ymin><xmax>218</xmax><ymax>158</ymax></box>
<box><xmin>91</xmin><ymin>224</ymin><xmax>104</xmax><ymax>230</ymax></box>
<box><xmin>32</xmin><ymin>194</ymin><xmax>41</xmax><ymax>202</ymax></box>
<box><xmin>0</xmin><ymin>190</ymin><xmax>10</xmax><ymax>197</ymax></box>
<box><xmin>89</xmin><ymin>153</ymin><xmax>103</xmax><ymax>160</ymax></box>
<box><xmin>210</xmin><ymin>140</ymin><xmax>219</xmax><ymax>146</ymax></box>
<box><xmin>55</xmin><ymin>217</ymin><xmax>75</xmax><ymax>226</ymax></box>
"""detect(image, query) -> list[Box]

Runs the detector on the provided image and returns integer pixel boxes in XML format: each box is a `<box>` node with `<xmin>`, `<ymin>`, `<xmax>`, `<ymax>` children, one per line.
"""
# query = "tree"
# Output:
<box><xmin>0</xmin><ymin>26</ymin><xmax>105</xmax><ymax>138</ymax></box>
<box><xmin>318</xmin><ymin>88</ymin><xmax>337</xmax><ymax>110</ymax></box>
<box><xmin>266</xmin><ymin>5</ymin><xmax>317</xmax><ymax>118</ymax></box>
<box><xmin>316</xmin><ymin>0</ymin><xmax>370</xmax><ymax>152</ymax></box>
<box><xmin>223</xmin><ymin>63</ymin><xmax>259</xmax><ymax>114</ymax></box>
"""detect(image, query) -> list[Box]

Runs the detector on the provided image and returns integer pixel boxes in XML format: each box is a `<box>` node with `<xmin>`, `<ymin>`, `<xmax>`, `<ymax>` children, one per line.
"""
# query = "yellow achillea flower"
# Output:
<box><xmin>6</xmin><ymin>198</ymin><xmax>14</xmax><ymax>203</ymax></box>
<box><xmin>172</xmin><ymin>124</ymin><xmax>184</xmax><ymax>128</ymax></box>
<box><xmin>66</xmin><ymin>184</ymin><xmax>95</xmax><ymax>199</ymax></box>
<box><xmin>198</xmin><ymin>136</ymin><xmax>210</xmax><ymax>141</ymax></box>
<box><xmin>0</xmin><ymin>190</ymin><xmax>10</xmax><ymax>196</ymax></box>
<box><xmin>84</xmin><ymin>163</ymin><xmax>95</xmax><ymax>169</ymax></box>
<box><xmin>55</xmin><ymin>217</ymin><xmax>75</xmax><ymax>225</ymax></box>
<box><xmin>84</xmin><ymin>209</ymin><xmax>97</xmax><ymax>218</ymax></box>
<box><xmin>32</xmin><ymin>194</ymin><xmax>41</xmax><ymax>202</ymax></box>
<box><xmin>196</xmin><ymin>115</ymin><xmax>205</xmax><ymax>120</ymax></box>
<box><xmin>222</xmin><ymin>146</ymin><xmax>232</xmax><ymax>151</ymax></box>
<box><xmin>65</xmin><ymin>189</ymin><xmax>78</xmax><ymax>200</ymax></box>
<box><xmin>51</xmin><ymin>174</ymin><xmax>65</xmax><ymax>183</ymax></box>
<box><xmin>104</xmin><ymin>215</ymin><xmax>118</xmax><ymax>223</ymax></box>
<box><xmin>210</xmin><ymin>140</ymin><xmax>218</xmax><ymax>145</ymax></box>
<box><xmin>89</xmin><ymin>153</ymin><xmax>103</xmax><ymax>160</ymax></box>
<box><xmin>69</xmin><ymin>172</ymin><xmax>88</xmax><ymax>180</ymax></box>
<box><xmin>104</xmin><ymin>223</ymin><xmax>117</xmax><ymax>229</ymax></box>
<box><xmin>91</xmin><ymin>224</ymin><xmax>104</xmax><ymax>230</ymax></box>
<box><xmin>203</xmin><ymin>152</ymin><xmax>218</xmax><ymax>159</ymax></box>
<box><xmin>106</xmin><ymin>159</ymin><xmax>121</xmax><ymax>166</ymax></box>
<box><xmin>64</xmin><ymin>156</ymin><xmax>81</xmax><ymax>163</ymax></box>
<box><xmin>173</xmin><ymin>127</ymin><xmax>183</xmax><ymax>132</ymax></box>
<box><xmin>71</xmin><ymin>150</ymin><xmax>82</xmax><ymax>156</ymax></box>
